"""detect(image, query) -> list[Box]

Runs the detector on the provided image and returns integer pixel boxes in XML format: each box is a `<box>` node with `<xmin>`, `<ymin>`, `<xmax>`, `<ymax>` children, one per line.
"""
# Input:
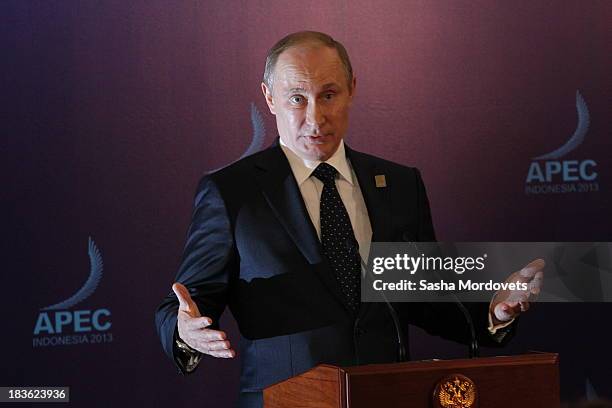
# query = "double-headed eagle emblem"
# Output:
<box><xmin>435</xmin><ymin>375</ymin><xmax>476</xmax><ymax>408</ymax></box>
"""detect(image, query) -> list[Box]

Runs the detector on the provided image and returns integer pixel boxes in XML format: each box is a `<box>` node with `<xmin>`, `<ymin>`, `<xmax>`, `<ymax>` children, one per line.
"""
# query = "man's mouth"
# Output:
<box><xmin>303</xmin><ymin>134</ymin><xmax>331</xmax><ymax>144</ymax></box>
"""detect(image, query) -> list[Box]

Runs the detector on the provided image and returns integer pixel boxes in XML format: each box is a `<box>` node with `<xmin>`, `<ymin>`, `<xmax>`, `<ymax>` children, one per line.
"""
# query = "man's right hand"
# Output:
<box><xmin>172</xmin><ymin>283</ymin><xmax>236</xmax><ymax>358</ymax></box>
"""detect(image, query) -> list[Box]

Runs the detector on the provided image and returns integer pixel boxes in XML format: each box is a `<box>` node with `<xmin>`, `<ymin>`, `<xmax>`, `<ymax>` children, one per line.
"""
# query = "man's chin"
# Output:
<box><xmin>298</xmin><ymin>142</ymin><xmax>340</xmax><ymax>162</ymax></box>
<box><xmin>302</xmin><ymin>147</ymin><xmax>334</xmax><ymax>162</ymax></box>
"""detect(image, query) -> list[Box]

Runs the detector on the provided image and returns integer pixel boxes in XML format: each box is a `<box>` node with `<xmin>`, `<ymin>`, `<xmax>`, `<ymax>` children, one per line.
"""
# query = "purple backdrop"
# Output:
<box><xmin>2</xmin><ymin>1</ymin><xmax>611</xmax><ymax>406</ymax></box>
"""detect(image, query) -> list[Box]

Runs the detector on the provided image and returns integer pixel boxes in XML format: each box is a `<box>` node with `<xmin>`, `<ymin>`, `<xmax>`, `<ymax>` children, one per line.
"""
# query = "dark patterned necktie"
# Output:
<box><xmin>312</xmin><ymin>163</ymin><xmax>361</xmax><ymax>312</ymax></box>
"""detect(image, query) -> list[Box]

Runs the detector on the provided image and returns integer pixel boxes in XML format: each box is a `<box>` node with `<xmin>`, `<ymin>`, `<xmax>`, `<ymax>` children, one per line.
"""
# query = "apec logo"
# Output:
<box><xmin>32</xmin><ymin>237</ymin><xmax>113</xmax><ymax>347</ymax></box>
<box><xmin>525</xmin><ymin>91</ymin><xmax>599</xmax><ymax>195</ymax></box>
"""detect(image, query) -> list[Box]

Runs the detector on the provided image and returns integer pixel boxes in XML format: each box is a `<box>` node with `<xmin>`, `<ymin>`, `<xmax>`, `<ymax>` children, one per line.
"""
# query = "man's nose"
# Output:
<box><xmin>305</xmin><ymin>100</ymin><xmax>325</xmax><ymax>130</ymax></box>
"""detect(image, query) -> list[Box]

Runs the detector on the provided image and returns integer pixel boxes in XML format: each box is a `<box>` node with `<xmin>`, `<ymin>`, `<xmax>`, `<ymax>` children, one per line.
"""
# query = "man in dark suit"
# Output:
<box><xmin>155</xmin><ymin>31</ymin><xmax>543</xmax><ymax>408</ymax></box>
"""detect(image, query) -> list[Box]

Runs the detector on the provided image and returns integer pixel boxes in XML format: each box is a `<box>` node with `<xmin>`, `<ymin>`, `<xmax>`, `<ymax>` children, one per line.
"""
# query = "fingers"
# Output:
<box><xmin>494</xmin><ymin>302</ymin><xmax>514</xmax><ymax>322</ymax></box>
<box><xmin>519</xmin><ymin>259</ymin><xmax>545</xmax><ymax>278</ymax></box>
<box><xmin>177</xmin><ymin>315</ymin><xmax>224</xmax><ymax>340</ymax></box>
<box><xmin>495</xmin><ymin>292</ymin><xmax>533</xmax><ymax>320</ymax></box>
<box><xmin>192</xmin><ymin>333</ymin><xmax>236</xmax><ymax>358</ymax></box>
<box><xmin>207</xmin><ymin>340</ymin><xmax>232</xmax><ymax>351</ymax></box>
<box><xmin>529</xmin><ymin>270</ymin><xmax>544</xmax><ymax>295</ymax></box>
<box><xmin>198</xmin><ymin>328</ymin><xmax>228</xmax><ymax>342</ymax></box>
<box><xmin>205</xmin><ymin>339</ymin><xmax>236</xmax><ymax>358</ymax></box>
<box><xmin>208</xmin><ymin>349</ymin><xmax>236</xmax><ymax>358</ymax></box>
<box><xmin>172</xmin><ymin>282</ymin><xmax>199</xmax><ymax>316</ymax></box>
<box><xmin>178</xmin><ymin>313</ymin><xmax>212</xmax><ymax>330</ymax></box>
<box><xmin>504</xmin><ymin>302</ymin><xmax>521</xmax><ymax>314</ymax></box>
<box><xmin>509</xmin><ymin>260</ymin><xmax>545</xmax><ymax>300</ymax></box>
<box><xmin>495</xmin><ymin>301</ymin><xmax>522</xmax><ymax>322</ymax></box>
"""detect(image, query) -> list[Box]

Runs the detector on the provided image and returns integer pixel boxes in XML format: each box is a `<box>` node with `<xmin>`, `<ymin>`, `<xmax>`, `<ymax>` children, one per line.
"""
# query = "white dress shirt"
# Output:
<box><xmin>280</xmin><ymin>139</ymin><xmax>372</xmax><ymax>265</ymax></box>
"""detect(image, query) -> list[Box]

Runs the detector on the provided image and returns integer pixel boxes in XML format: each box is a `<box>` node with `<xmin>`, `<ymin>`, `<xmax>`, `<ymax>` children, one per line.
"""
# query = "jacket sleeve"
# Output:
<box><xmin>154</xmin><ymin>175</ymin><xmax>236</xmax><ymax>373</ymax></box>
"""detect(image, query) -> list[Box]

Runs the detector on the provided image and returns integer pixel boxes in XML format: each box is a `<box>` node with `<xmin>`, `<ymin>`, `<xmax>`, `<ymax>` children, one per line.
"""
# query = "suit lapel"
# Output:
<box><xmin>254</xmin><ymin>146</ymin><xmax>322</xmax><ymax>264</ymax></box>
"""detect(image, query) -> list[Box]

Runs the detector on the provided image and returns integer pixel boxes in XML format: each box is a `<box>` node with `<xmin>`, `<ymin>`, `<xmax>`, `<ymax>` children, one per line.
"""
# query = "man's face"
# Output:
<box><xmin>262</xmin><ymin>44</ymin><xmax>356</xmax><ymax>162</ymax></box>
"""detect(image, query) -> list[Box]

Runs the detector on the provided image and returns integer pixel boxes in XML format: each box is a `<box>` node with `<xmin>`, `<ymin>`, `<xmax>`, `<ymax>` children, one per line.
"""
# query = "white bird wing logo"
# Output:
<box><xmin>533</xmin><ymin>90</ymin><xmax>590</xmax><ymax>160</ymax></box>
<box><xmin>41</xmin><ymin>237</ymin><xmax>103</xmax><ymax>311</ymax></box>
<box><xmin>207</xmin><ymin>103</ymin><xmax>266</xmax><ymax>173</ymax></box>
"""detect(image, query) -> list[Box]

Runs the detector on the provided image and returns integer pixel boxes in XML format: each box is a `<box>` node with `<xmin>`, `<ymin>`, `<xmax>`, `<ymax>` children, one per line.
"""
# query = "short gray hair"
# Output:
<box><xmin>263</xmin><ymin>31</ymin><xmax>354</xmax><ymax>91</ymax></box>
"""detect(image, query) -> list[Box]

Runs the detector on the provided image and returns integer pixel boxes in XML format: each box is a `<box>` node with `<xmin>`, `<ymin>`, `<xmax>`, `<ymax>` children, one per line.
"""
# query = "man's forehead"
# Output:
<box><xmin>284</xmin><ymin>83</ymin><xmax>340</xmax><ymax>94</ymax></box>
<box><xmin>274</xmin><ymin>46</ymin><xmax>345</xmax><ymax>90</ymax></box>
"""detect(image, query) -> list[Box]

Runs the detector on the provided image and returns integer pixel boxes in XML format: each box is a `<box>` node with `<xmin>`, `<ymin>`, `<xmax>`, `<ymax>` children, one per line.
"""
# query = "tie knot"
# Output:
<box><xmin>312</xmin><ymin>163</ymin><xmax>338</xmax><ymax>185</ymax></box>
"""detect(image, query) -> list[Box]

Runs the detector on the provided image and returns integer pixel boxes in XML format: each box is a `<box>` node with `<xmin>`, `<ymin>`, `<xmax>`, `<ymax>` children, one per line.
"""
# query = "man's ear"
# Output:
<box><xmin>347</xmin><ymin>75</ymin><xmax>357</xmax><ymax>106</ymax></box>
<box><xmin>261</xmin><ymin>82</ymin><xmax>276</xmax><ymax>115</ymax></box>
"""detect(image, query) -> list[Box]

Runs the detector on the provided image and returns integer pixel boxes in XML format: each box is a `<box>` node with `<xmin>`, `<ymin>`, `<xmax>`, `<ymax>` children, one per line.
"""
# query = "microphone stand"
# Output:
<box><xmin>404</xmin><ymin>240</ymin><xmax>479</xmax><ymax>358</ymax></box>
<box><xmin>348</xmin><ymin>239</ymin><xmax>407</xmax><ymax>362</ymax></box>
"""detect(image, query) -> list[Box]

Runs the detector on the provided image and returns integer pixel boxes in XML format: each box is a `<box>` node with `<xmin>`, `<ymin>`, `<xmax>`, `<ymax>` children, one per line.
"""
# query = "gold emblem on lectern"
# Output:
<box><xmin>433</xmin><ymin>374</ymin><xmax>477</xmax><ymax>408</ymax></box>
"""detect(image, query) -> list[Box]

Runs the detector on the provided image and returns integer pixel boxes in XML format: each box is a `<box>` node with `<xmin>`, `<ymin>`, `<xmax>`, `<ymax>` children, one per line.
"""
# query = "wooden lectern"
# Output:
<box><xmin>264</xmin><ymin>353</ymin><xmax>559</xmax><ymax>407</ymax></box>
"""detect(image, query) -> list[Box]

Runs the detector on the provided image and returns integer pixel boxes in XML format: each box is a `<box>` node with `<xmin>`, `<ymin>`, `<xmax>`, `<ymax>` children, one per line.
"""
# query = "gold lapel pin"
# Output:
<box><xmin>375</xmin><ymin>174</ymin><xmax>387</xmax><ymax>188</ymax></box>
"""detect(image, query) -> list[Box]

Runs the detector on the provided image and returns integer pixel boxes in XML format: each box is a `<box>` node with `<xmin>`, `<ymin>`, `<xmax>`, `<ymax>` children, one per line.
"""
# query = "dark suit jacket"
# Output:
<box><xmin>155</xmin><ymin>143</ymin><xmax>512</xmax><ymax>408</ymax></box>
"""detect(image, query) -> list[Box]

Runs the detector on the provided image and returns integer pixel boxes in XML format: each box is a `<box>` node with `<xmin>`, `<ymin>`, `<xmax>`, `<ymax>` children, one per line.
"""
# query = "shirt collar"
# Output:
<box><xmin>280</xmin><ymin>138</ymin><xmax>354</xmax><ymax>186</ymax></box>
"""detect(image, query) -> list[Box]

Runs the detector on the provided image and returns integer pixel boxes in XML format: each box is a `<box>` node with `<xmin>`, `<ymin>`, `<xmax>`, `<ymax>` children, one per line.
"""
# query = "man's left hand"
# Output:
<box><xmin>491</xmin><ymin>259</ymin><xmax>545</xmax><ymax>324</ymax></box>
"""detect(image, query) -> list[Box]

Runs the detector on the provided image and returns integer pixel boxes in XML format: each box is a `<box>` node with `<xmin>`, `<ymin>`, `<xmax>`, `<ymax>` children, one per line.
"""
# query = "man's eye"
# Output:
<box><xmin>324</xmin><ymin>93</ymin><xmax>335</xmax><ymax>100</ymax></box>
<box><xmin>290</xmin><ymin>96</ymin><xmax>304</xmax><ymax>104</ymax></box>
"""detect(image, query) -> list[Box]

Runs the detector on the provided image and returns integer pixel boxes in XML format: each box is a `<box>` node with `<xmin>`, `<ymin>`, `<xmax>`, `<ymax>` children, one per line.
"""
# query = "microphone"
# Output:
<box><xmin>347</xmin><ymin>239</ymin><xmax>407</xmax><ymax>362</ymax></box>
<box><xmin>402</xmin><ymin>236</ymin><xmax>479</xmax><ymax>358</ymax></box>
